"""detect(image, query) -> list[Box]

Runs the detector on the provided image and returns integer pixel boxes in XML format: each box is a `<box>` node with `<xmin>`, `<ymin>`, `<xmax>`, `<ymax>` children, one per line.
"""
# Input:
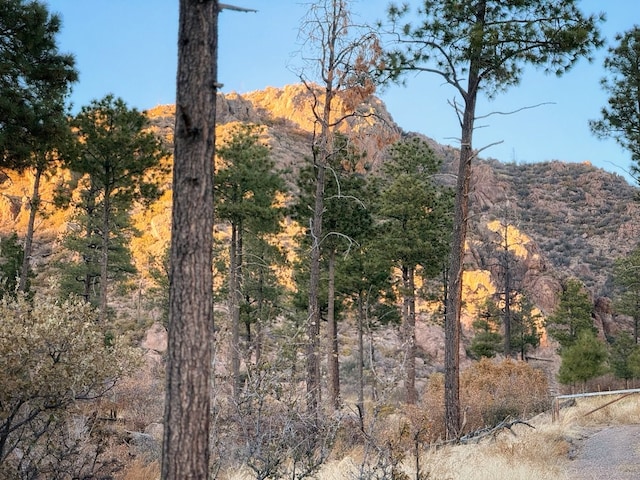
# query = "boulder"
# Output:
<box><xmin>141</xmin><ymin>322</ymin><xmax>167</xmax><ymax>353</ymax></box>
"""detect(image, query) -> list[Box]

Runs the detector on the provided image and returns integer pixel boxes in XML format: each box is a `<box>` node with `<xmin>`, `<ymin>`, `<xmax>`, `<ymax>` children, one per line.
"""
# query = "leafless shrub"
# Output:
<box><xmin>215</xmin><ymin>356</ymin><xmax>342</xmax><ymax>479</ymax></box>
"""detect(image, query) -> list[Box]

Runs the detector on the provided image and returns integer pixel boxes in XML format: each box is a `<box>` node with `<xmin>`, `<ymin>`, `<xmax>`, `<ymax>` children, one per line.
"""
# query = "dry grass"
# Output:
<box><xmin>294</xmin><ymin>393</ymin><xmax>640</xmax><ymax>480</ymax></box>
<box><xmin>117</xmin><ymin>459</ymin><xmax>160</xmax><ymax>480</ymax></box>
<box><xmin>109</xmin><ymin>353</ymin><xmax>640</xmax><ymax>480</ymax></box>
<box><xmin>112</xmin><ymin>387</ymin><xmax>640</xmax><ymax>480</ymax></box>
<box><xmin>554</xmin><ymin>392</ymin><xmax>640</xmax><ymax>427</ymax></box>
<box><xmin>308</xmin><ymin>426</ymin><xmax>570</xmax><ymax>480</ymax></box>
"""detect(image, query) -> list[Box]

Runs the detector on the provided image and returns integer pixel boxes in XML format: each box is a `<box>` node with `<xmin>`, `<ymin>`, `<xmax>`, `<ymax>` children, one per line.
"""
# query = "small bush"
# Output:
<box><xmin>461</xmin><ymin>358</ymin><xmax>549</xmax><ymax>430</ymax></box>
<box><xmin>420</xmin><ymin>359</ymin><xmax>550</xmax><ymax>439</ymax></box>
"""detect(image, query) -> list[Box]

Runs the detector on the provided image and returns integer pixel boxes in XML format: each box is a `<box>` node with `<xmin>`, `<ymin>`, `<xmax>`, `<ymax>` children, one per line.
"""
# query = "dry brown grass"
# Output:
<box><xmin>310</xmin><ymin>392</ymin><xmax>640</xmax><ymax>480</ymax></box>
<box><xmin>115</xmin><ymin>381</ymin><xmax>640</xmax><ymax>480</ymax></box>
<box><xmin>117</xmin><ymin>459</ymin><xmax>160</xmax><ymax>480</ymax></box>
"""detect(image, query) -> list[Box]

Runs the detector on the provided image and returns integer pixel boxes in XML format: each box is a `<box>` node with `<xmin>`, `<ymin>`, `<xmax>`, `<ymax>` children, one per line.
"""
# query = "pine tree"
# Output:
<box><xmin>590</xmin><ymin>26</ymin><xmax>640</xmax><ymax>180</ymax></box>
<box><xmin>609</xmin><ymin>331</ymin><xmax>640</xmax><ymax>387</ymax></box>
<box><xmin>510</xmin><ymin>294</ymin><xmax>542</xmax><ymax>360</ymax></box>
<box><xmin>337</xmin><ymin>229</ymin><xmax>396</xmax><ymax>426</ymax></box>
<box><xmin>377</xmin><ymin>136</ymin><xmax>453</xmax><ymax>404</ymax></box>
<box><xmin>60</xmin><ymin>95</ymin><xmax>167</xmax><ymax>319</ymax></box>
<box><xmin>612</xmin><ymin>246</ymin><xmax>640</xmax><ymax>343</ymax></box>
<box><xmin>239</xmin><ymin>233</ymin><xmax>287</xmax><ymax>367</ymax></box>
<box><xmin>547</xmin><ymin>278</ymin><xmax>596</xmax><ymax>351</ymax></box>
<box><xmin>321</xmin><ymin>134</ymin><xmax>376</xmax><ymax>409</ymax></box>
<box><xmin>557</xmin><ymin>330</ymin><xmax>607</xmax><ymax>390</ymax></box>
<box><xmin>469</xmin><ymin>299</ymin><xmax>503</xmax><ymax>359</ymax></box>
<box><xmin>215</xmin><ymin>123</ymin><xmax>287</xmax><ymax>399</ymax></box>
<box><xmin>0</xmin><ymin>0</ymin><xmax>77</xmax><ymax>170</ymax></box>
<box><xmin>0</xmin><ymin>0</ymin><xmax>77</xmax><ymax>291</ymax></box>
<box><xmin>382</xmin><ymin>0</ymin><xmax>603</xmax><ymax>437</ymax></box>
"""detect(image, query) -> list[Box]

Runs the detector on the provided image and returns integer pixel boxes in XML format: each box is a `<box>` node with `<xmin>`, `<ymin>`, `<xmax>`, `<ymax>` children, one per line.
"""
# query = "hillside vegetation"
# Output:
<box><xmin>2</xmin><ymin>85</ymin><xmax>640</xmax><ymax>478</ymax></box>
<box><xmin>3</xmin><ymin>85</ymin><xmax>639</xmax><ymax>368</ymax></box>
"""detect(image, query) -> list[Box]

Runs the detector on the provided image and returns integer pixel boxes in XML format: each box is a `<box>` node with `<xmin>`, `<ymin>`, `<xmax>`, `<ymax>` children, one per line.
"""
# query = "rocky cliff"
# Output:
<box><xmin>215</xmin><ymin>86</ymin><xmax>639</xmax><ymax>333</ymax></box>
<box><xmin>2</xmin><ymin>84</ymin><xmax>639</xmax><ymax>349</ymax></box>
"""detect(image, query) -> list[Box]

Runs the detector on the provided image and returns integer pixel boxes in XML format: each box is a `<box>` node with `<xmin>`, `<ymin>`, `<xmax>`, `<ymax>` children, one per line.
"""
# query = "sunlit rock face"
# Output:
<box><xmin>4</xmin><ymin>84</ymin><xmax>639</xmax><ymax>369</ymax></box>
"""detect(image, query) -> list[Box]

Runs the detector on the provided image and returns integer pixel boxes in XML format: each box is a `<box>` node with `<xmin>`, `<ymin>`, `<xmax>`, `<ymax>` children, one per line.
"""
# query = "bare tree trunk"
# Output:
<box><xmin>444</xmin><ymin>141</ymin><xmax>468</xmax><ymax>440</ymax></box>
<box><xmin>357</xmin><ymin>292</ymin><xmax>365</xmax><ymax>430</ymax></box>
<box><xmin>162</xmin><ymin>0</ymin><xmax>217</xmax><ymax>477</ymax></box>
<box><xmin>403</xmin><ymin>265</ymin><xmax>417</xmax><ymax>405</ymax></box>
<box><xmin>307</xmin><ymin>155</ymin><xmax>325</xmax><ymax>414</ymax></box>
<box><xmin>444</xmin><ymin>96</ymin><xmax>479</xmax><ymax>440</ymax></box>
<box><xmin>306</xmin><ymin>1</ymin><xmax>339</xmax><ymax>417</ymax></box>
<box><xmin>20</xmin><ymin>164</ymin><xmax>42</xmax><ymax>292</ymax></box>
<box><xmin>302</xmin><ymin>0</ymin><xmax>375</xmax><ymax>417</ymax></box>
<box><xmin>364</xmin><ymin>298</ymin><xmax>379</xmax><ymax>403</ymax></box>
<box><xmin>327</xmin><ymin>249</ymin><xmax>340</xmax><ymax>410</ymax></box>
<box><xmin>498</xmin><ymin>221</ymin><xmax>513</xmax><ymax>357</ymax></box>
<box><xmin>100</xmin><ymin>194</ymin><xmax>110</xmax><ymax>322</ymax></box>
<box><xmin>254</xmin><ymin>258</ymin><xmax>264</xmax><ymax>365</ymax></box>
<box><xmin>229</xmin><ymin>222</ymin><xmax>241</xmax><ymax>400</ymax></box>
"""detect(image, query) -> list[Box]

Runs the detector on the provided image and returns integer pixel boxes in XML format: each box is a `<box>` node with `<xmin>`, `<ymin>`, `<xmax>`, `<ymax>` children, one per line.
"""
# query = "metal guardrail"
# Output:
<box><xmin>552</xmin><ymin>388</ymin><xmax>640</xmax><ymax>422</ymax></box>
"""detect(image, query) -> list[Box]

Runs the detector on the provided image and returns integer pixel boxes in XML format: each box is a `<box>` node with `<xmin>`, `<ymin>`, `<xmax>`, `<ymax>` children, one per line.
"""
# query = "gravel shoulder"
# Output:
<box><xmin>564</xmin><ymin>424</ymin><xmax>640</xmax><ymax>479</ymax></box>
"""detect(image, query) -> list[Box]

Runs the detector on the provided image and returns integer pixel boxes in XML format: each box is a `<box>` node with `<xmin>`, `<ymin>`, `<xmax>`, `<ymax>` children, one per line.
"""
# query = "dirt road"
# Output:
<box><xmin>565</xmin><ymin>425</ymin><xmax>640</xmax><ymax>479</ymax></box>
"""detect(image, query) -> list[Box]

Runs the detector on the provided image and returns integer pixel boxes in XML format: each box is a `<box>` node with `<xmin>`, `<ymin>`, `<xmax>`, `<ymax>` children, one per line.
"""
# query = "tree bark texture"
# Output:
<box><xmin>162</xmin><ymin>1</ymin><xmax>217</xmax><ymax>478</ymax></box>
<box><xmin>444</xmin><ymin>134</ymin><xmax>470</xmax><ymax>441</ymax></box>
<box><xmin>82</xmin><ymin>191</ymin><xmax>98</xmax><ymax>303</ymax></box>
<box><xmin>503</xmin><ymin>222</ymin><xmax>512</xmax><ymax>357</ymax></box>
<box><xmin>357</xmin><ymin>292</ymin><xmax>365</xmax><ymax>429</ymax></box>
<box><xmin>229</xmin><ymin>222</ymin><xmax>241</xmax><ymax>400</ymax></box>
<box><xmin>444</xmin><ymin>75</ymin><xmax>478</xmax><ymax>441</ymax></box>
<box><xmin>100</xmin><ymin>192</ymin><xmax>110</xmax><ymax>322</ymax></box>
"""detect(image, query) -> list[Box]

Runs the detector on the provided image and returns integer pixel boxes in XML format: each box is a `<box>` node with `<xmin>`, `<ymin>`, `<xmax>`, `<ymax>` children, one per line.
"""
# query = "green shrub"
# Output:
<box><xmin>0</xmin><ymin>293</ymin><xmax>140</xmax><ymax>477</ymax></box>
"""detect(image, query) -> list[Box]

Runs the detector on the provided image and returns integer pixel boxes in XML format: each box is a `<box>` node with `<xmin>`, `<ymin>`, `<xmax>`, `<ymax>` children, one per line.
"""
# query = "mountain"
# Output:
<box><xmin>210</xmin><ymin>85</ymin><xmax>639</xmax><ymax>329</ymax></box>
<box><xmin>2</xmin><ymin>84</ymin><xmax>639</xmax><ymax>348</ymax></box>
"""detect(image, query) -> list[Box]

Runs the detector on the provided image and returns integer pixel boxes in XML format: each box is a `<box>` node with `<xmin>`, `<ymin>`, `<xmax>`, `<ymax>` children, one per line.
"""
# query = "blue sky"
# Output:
<box><xmin>45</xmin><ymin>0</ymin><xmax>639</xmax><ymax>184</ymax></box>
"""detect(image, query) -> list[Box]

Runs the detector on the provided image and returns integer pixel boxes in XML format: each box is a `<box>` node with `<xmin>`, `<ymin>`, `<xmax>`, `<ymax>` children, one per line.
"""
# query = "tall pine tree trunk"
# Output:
<box><xmin>100</xmin><ymin>194</ymin><xmax>110</xmax><ymax>322</ymax></box>
<box><xmin>502</xmin><ymin>221</ymin><xmax>512</xmax><ymax>357</ymax></box>
<box><xmin>20</xmin><ymin>163</ymin><xmax>42</xmax><ymax>292</ymax></box>
<box><xmin>403</xmin><ymin>265</ymin><xmax>417</xmax><ymax>404</ymax></box>
<box><xmin>444</xmin><ymin>1</ymin><xmax>484</xmax><ymax>441</ymax></box>
<box><xmin>254</xmin><ymin>268</ymin><xmax>264</xmax><ymax>366</ymax></box>
<box><xmin>307</xmin><ymin>155</ymin><xmax>325</xmax><ymax>414</ymax></box>
<box><xmin>229</xmin><ymin>222</ymin><xmax>241</xmax><ymax>400</ymax></box>
<box><xmin>504</xmin><ymin>261</ymin><xmax>512</xmax><ymax>357</ymax></box>
<box><xmin>444</xmin><ymin>83</ymin><xmax>479</xmax><ymax>441</ymax></box>
<box><xmin>82</xmin><ymin>192</ymin><xmax>97</xmax><ymax>303</ymax></box>
<box><xmin>327</xmin><ymin>249</ymin><xmax>340</xmax><ymax>410</ymax></box>
<box><xmin>162</xmin><ymin>0</ymin><xmax>217</xmax><ymax>477</ymax></box>
<box><xmin>357</xmin><ymin>291</ymin><xmax>365</xmax><ymax>429</ymax></box>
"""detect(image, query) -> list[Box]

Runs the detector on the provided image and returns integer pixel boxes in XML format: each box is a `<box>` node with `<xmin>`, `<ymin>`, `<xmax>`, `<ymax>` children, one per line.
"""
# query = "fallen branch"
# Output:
<box><xmin>459</xmin><ymin>417</ymin><xmax>535</xmax><ymax>444</ymax></box>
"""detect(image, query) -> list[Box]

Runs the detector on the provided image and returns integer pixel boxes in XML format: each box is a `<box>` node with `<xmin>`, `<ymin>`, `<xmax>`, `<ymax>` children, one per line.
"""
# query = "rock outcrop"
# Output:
<box><xmin>3</xmin><ymin>84</ymin><xmax>639</xmax><ymax>361</ymax></box>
